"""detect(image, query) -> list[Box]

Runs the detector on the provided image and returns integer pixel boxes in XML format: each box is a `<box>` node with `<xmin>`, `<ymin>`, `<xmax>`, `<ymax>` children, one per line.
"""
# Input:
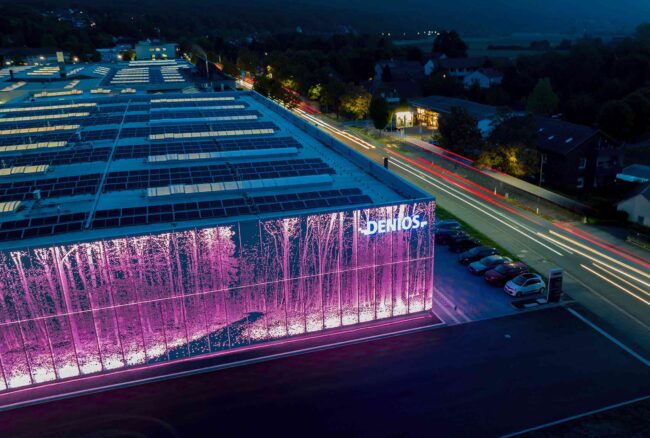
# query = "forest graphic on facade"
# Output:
<box><xmin>0</xmin><ymin>201</ymin><xmax>435</xmax><ymax>391</ymax></box>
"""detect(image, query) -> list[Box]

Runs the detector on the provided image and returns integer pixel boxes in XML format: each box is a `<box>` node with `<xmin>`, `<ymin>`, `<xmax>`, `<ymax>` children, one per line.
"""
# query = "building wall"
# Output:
<box><xmin>135</xmin><ymin>43</ymin><xmax>177</xmax><ymax>60</ymax></box>
<box><xmin>541</xmin><ymin>135</ymin><xmax>622</xmax><ymax>191</ymax></box>
<box><xmin>0</xmin><ymin>201</ymin><xmax>435</xmax><ymax>391</ymax></box>
<box><xmin>618</xmin><ymin>195</ymin><xmax>650</xmax><ymax>225</ymax></box>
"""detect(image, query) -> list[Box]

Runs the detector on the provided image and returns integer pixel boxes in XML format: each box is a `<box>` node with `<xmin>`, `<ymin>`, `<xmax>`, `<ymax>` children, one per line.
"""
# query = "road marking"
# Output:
<box><xmin>592</xmin><ymin>263</ymin><xmax>650</xmax><ymax>297</ymax></box>
<box><xmin>580</xmin><ymin>264</ymin><xmax>650</xmax><ymax>307</ymax></box>
<box><xmin>563</xmin><ymin>270</ymin><xmax>650</xmax><ymax>332</ymax></box>
<box><xmin>434</xmin><ymin>288</ymin><xmax>471</xmax><ymax>323</ymax></box>
<box><xmin>567</xmin><ymin>307</ymin><xmax>650</xmax><ymax>366</ymax></box>
<box><xmin>550</xmin><ymin>230</ymin><xmax>650</xmax><ymax>280</ymax></box>
<box><xmin>390</xmin><ymin>159</ymin><xmax>565</xmax><ymax>256</ymax></box>
<box><xmin>500</xmin><ymin>393</ymin><xmax>650</xmax><ymax>437</ymax></box>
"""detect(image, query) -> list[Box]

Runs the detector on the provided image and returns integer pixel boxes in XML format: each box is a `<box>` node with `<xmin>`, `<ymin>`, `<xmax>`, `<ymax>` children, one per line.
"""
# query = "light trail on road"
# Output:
<box><xmin>549</xmin><ymin>230</ymin><xmax>650</xmax><ymax>279</ymax></box>
<box><xmin>554</xmin><ymin>222</ymin><xmax>650</xmax><ymax>267</ymax></box>
<box><xmin>387</xmin><ymin>154</ymin><xmax>567</xmax><ymax>256</ymax></box>
<box><xmin>294</xmin><ymin>108</ymin><xmax>376</xmax><ymax>150</ymax></box>
<box><xmin>581</xmin><ymin>264</ymin><xmax>650</xmax><ymax>307</ymax></box>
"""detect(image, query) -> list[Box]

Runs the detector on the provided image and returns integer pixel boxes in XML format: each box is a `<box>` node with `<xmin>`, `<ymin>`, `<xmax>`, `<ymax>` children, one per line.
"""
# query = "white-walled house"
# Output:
<box><xmin>424</xmin><ymin>53</ymin><xmax>447</xmax><ymax>76</ymax></box>
<box><xmin>463</xmin><ymin>68</ymin><xmax>503</xmax><ymax>89</ymax></box>
<box><xmin>618</xmin><ymin>184</ymin><xmax>650</xmax><ymax>226</ymax></box>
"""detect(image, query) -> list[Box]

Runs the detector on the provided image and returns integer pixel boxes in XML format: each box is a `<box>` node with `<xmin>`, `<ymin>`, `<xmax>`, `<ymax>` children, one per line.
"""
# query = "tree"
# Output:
<box><xmin>339</xmin><ymin>84</ymin><xmax>371</xmax><ymax>120</ymax></box>
<box><xmin>488</xmin><ymin>114</ymin><xmax>538</xmax><ymax>149</ymax></box>
<box><xmin>236</xmin><ymin>47</ymin><xmax>259</xmax><ymax>73</ymax></box>
<box><xmin>597</xmin><ymin>100</ymin><xmax>634</xmax><ymax>140</ymax></box>
<box><xmin>423</xmin><ymin>70</ymin><xmax>464</xmax><ymax>97</ymax></box>
<box><xmin>320</xmin><ymin>78</ymin><xmax>346</xmax><ymax>115</ymax></box>
<box><xmin>254</xmin><ymin>75</ymin><xmax>299</xmax><ymax>109</ymax></box>
<box><xmin>635</xmin><ymin>22</ymin><xmax>650</xmax><ymax>47</ymax></box>
<box><xmin>308</xmin><ymin>83</ymin><xmax>323</xmax><ymax>101</ymax></box>
<box><xmin>369</xmin><ymin>95</ymin><xmax>391</xmax><ymax>129</ymax></box>
<box><xmin>120</xmin><ymin>49</ymin><xmax>136</xmax><ymax>61</ymax></box>
<box><xmin>526</xmin><ymin>78</ymin><xmax>559</xmax><ymax>116</ymax></box>
<box><xmin>476</xmin><ymin>145</ymin><xmax>539</xmax><ymax>177</ymax></box>
<box><xmin>432</xmin><ymin>30</ymin><xmax>468</xmax><ymax>58</ymax></box>
<box><xmin>623</xmin><ymin>92</ymin><xmax>650</xmax><ymax>138</ymax></box>
<box><xmin>381</xmin><ymin>65</ymin><xmax>392</xmax><ymax>82</ymax></box>
<box><xmin>438</xmin><ymin>106</ymin><xmax>483</xmax><ymax>154</ymax></box>
<box><xmin>480</xmin><ymin>115</ymin><xmax>540</xmax><ymax>177</ymax></box>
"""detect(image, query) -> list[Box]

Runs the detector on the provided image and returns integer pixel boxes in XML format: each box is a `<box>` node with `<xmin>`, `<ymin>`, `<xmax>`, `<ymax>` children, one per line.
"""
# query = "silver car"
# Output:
<box><xmin>504</xmin><ymin>273</ymin><xmax>546</xmax><ymax>297</ymax></box>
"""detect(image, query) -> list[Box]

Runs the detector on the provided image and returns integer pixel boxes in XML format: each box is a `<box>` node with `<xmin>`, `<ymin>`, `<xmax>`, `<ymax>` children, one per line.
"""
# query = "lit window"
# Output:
<box><xmin>576</xmin><ymin>177</ymin><xmax>584</xmax><ymax>189</ymax></box>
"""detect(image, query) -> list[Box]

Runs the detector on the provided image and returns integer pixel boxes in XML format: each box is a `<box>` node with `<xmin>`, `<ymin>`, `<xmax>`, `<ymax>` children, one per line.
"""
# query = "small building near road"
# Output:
<box><xmin>463</xmin><ymin>68</ymin><xmax>503</xmax><ymax>89</ymax></box>
<box><xmin>409</xmin><ymin>95</ymin><xmax>500</xmax><ymax>133</ymax></box>
<box><xmin>535</xmin><ymin>116</ymin><xmax>623</xmax><ymax>191</ymax></box>
<box><xmin>617</xmin><ymin>183</ymin><xmax>650</xmax><ymax>226</ymax></box>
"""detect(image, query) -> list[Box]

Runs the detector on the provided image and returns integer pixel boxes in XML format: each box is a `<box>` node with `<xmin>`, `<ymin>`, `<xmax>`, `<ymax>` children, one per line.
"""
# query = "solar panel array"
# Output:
<box><xmin>0</xmin><ymin>174</ymin><xmax>101</xmax><ymax>202</ymax></box>
<box><xmin>102</xmin><ymin>159</ymin><xmax>334</xmax><ymax>192</ymax></box>
<box><xmin>0</xmin><ymin>92</ymin><xmax>379</xmax><ymax>244</ymax></box>
<box><xmin>92</xmin><ymin>188</ymin><xmax>370</xmax><ymax>229</ymax></box>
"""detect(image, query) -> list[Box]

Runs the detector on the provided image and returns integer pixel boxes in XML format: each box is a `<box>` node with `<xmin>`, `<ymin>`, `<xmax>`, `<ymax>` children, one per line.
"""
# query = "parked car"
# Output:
<box><xmin>468</xmin><ymin>255</ymin><xmax>512</xmax><ymax>275</ymax></box>
<box><xmin>504</xmin><ymin>273</ymin><xmax>546</xmax><ymax>297</ymax></box>
<box><xmin>484</xmin><ymin>262</ymin><xmax>529</xmax><ymax>286</ymax></box>
<box><xmin>436</xmin><ymin>229</ymin><xmax>469</xmax><ymax>245</ymax></box>
<box><xmin>449</xmin><ymin>237</ymin><xmax>481</xmax><ymax>253</ymax></box>
<box><xmin>435</xmin><ymin>219</ymin><xmax>461</xmax><ymax>230</ymax></box>
<box><xmin>457</xmin><ymin>246</ymin><xmax>498</xmax><ymax>265</ymax></box>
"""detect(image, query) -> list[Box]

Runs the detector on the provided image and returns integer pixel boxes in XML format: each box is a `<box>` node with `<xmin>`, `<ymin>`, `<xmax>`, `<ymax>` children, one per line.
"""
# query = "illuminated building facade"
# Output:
<box><xmin>0</xmin><ymin>90</ymin><xmax>435</xmax><ymax>394</ymax></box>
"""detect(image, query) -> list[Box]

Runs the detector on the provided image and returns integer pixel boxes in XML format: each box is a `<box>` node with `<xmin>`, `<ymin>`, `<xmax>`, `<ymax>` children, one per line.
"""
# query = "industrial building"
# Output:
<box><xmin>0</xmin><ymin>88</ymin><xmax>435</xmax><ymax>394</ymax></box>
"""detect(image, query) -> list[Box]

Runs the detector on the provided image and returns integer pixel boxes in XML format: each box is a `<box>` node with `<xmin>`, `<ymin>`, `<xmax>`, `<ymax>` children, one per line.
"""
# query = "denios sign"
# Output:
<box><xmin>359</xmin><ymin>214</ymin><xmax>428</xmax><ymax>236</ymax></box>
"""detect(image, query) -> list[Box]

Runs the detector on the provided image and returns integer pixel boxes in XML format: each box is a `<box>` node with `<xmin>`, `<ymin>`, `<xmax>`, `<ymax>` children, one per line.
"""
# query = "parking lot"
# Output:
<box><xmin>432</xmin><ymin>221</ymin><xmax>553</xmax><ymax>324</ymax></box>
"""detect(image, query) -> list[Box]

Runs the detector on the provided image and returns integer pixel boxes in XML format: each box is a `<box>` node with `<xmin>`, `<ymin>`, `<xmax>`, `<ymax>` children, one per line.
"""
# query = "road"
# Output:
<box><xmin>293</xmin><ymin>108</ymin><xmax>650</xmax><ymax>357</ymax></box>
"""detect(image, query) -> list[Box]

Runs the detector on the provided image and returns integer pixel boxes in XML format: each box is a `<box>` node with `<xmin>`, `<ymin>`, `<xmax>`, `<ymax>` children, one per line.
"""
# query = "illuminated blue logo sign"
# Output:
<box><xmin>359</xmin><ymin>214</ymin><xmax>427</xmax><ymax>236</ymax></box>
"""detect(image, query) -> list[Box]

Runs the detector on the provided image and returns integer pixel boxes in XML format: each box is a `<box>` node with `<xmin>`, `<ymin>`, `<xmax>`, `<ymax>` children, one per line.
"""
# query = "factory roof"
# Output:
<box><xmin>0</xmin><ymin>89</ymin><xmax>430</xmax><ymax>250</ymax></box>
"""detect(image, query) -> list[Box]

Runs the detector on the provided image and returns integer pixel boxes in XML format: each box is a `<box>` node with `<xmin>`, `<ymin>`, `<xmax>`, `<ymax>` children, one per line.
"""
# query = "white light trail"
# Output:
<box><xmin>580</xmin><ymin>264</ymin><xmax>650</xmax><ymax>306</ymax></box>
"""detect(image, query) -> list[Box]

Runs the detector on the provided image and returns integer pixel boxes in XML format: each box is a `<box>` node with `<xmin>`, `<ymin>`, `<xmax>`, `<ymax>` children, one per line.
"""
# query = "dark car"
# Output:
<box><xmin>435</xmin><ymin>220</ymin><xmax>461</xmax><ymax>231</ymax></box>
<box><xmin>436</xmin><ymin>229</ymin><xmax>469</xmax><ymax>245</ymax></box>
<box><xmin>468</xmin><ymin>255</ymin><xmax>512</xmax><ymax>275</ymax></box>
<box><xmin>457</xmin><ymin>246</ymin><xmax>498</xmax><ymax>265</ymax></box>
<box><xmin>484</xmin><ymin>262</ymin><xmax>529</xmax><ymax>286</ymax></box>
<box><xmin>449</xmin><ymin>237</ymin><xmax>481</xmax><ymax>253</ymax></box>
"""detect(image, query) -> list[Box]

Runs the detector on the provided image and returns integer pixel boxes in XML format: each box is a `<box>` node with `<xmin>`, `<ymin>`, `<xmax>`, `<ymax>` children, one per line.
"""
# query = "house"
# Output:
<box><xmin>463</xmin><ymin>68</ymin><xmax>503</xmax><ymax>89</ymax></box>
<box><xmin>617</xmin><ymin>164</ymin><xmax>650</xmax><ymax>183</ymax></box>
<box><xmin>424</xmin><ymin>53</ymin><xmax>447</xmax><ymax>76</ymax></box>
<box><xmin>535</xmin><ymin>116</ymin><xmax>623</xmax><ymax>191</ymax></box>
<box><xmin>409</xmin><ymin>95</ymin><xmax>500</xmax><ymax>133</ymax></box>
<box><xmin>374</xmin><ymin>59</ymin><xmax>424</xmax><ymax>83</ymax></box>
<box><xmin>373</xmin><ymin>59</ymin><xmax>425</xmax><ymax>102</ymax></box>
<box><xmin>617</xmin><ymin>183</ymin><xmax>650</xmax><ymax>226</ymax></box>
<box><xmin>438</xmin><ymin>57</ymin><xmax>486</xmax><ymax>79</ymax></box>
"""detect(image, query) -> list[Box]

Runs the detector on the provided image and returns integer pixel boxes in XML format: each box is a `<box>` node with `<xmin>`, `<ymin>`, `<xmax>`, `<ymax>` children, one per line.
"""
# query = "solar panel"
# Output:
<box><xmin>112</xmin><ymin>137</ymin><xmax>302</xmax><ymax>160</ymax></box>
<box><xmin>87</xmin><ymin>188</ymin><xmax>371</xmax><ymax>233</ymax></box>
<box><xmin>101</xmin><ymin>159</ymin><xmax>334</xmax><ymax>193</ymax></box>
<box><xmin>0</xmin><ymin>174</ymin><xmax>101</xmax><ymax>202</ymax></box>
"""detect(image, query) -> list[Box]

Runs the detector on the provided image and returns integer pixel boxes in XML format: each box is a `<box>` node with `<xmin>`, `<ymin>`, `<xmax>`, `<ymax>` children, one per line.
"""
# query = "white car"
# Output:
<box><xmin>504</xmin><ymin>273</ymin><xmax>546</xmax><ymax>297</ymax></box>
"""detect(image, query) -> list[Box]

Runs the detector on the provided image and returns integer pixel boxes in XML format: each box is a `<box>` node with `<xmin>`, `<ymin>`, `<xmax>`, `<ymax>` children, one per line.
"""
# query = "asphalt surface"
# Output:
<box><xmin>2</xmin><ymin>307</ymin><xmax>648</xmax><ymax>438</ymax></box>
<box><xmin>296</xmin><ymin>111</ymin><xmax>650</xmax><ymax>358</ymax></box>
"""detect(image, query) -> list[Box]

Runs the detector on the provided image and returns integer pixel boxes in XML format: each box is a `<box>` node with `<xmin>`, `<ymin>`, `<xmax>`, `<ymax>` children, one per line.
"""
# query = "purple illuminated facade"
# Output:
<box><xmin>0</xmin><ymin>201</ymin><xmax>434</xmax><ymax>391</ymax></box>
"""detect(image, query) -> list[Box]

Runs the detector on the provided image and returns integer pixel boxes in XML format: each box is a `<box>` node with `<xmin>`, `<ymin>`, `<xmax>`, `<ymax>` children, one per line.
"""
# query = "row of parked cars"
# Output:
<box><xmin>435</xmin><ymin>220</ymin><xmax>546</xmax><ymax>298</ymax></box>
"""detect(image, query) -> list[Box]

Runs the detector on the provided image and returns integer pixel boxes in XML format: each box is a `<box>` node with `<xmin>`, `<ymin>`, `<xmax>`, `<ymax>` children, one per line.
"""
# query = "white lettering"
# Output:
<box><xmin>359</xmin><ymin>214</ymin><xmax>428</xmax><ymax>236</ymax></box>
